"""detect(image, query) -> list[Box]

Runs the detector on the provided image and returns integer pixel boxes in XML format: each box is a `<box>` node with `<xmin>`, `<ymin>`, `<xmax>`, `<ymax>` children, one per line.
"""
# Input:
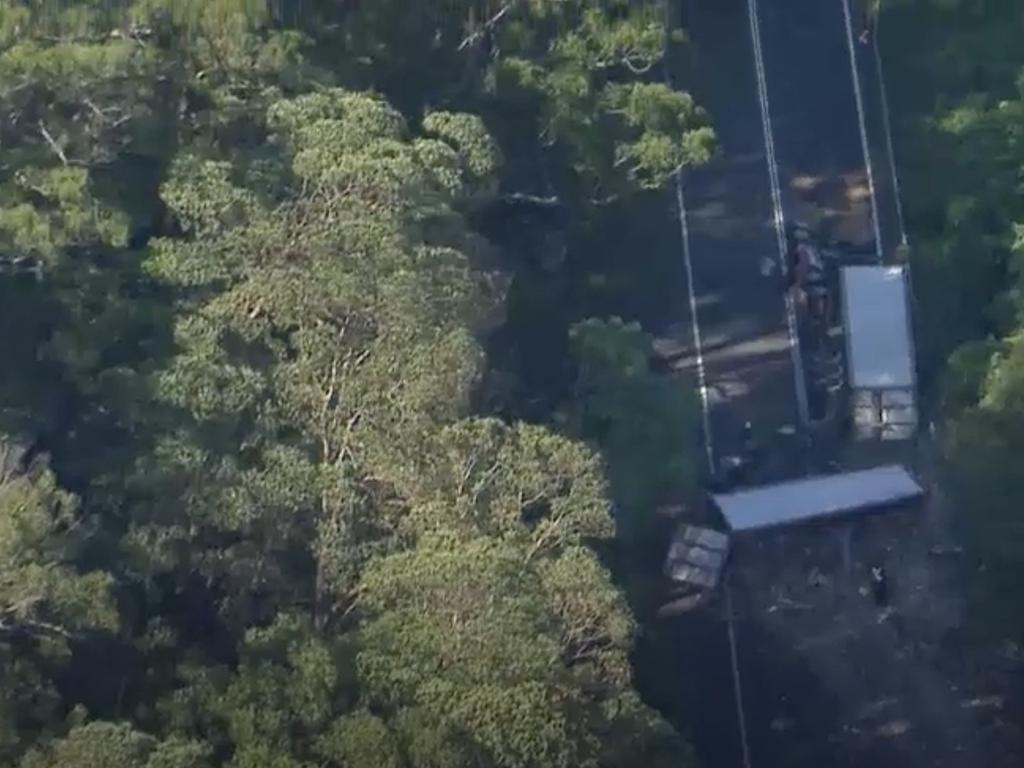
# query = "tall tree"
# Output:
<box><xmin>565</xmin><ymin>317</ymin><xmax>697</xmax><ymax>548</ymax></box>
<box><xmin>0</xmin><ymin>440</ymin><xmax>118</xmax><ymax>762</ymax></box>
<box><xmin>944</xmin><ymin>332</ymin><xmax>1024</xmax><ymax>642</ymax></box>
<box><xmin>18</xmin><ymin>721</ymin><xmax>210</xmax><ymax>768</ymax></box>
<box><xmin>0</xmin><ymin>4</ymin><xmax>705</xmax><ymax>765</ymax></box>
<box><xmin>885</xmin><ymin>0</ymin><xmax>1024</xmax><ymax>641</ymax></box>
<box><xmin>356</xmin><ymin>534</ymin><xmax>689</xmax><ymax>768</ymax></box>
<box><xmin>126</xmin><ymin>86</ymin><xmax>501</xmax><ymax>629</ymax></box>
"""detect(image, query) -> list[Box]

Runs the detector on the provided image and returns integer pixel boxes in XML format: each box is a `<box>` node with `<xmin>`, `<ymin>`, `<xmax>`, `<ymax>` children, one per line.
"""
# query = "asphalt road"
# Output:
<box><xmin>671</xmin><ymin>2</ymin><xmax>916</xmax><ymax>767</ymax></box>
<box><xmin>677</xmin><ymin>0</ymin><xmax>801</xmax><ymax>472</ymax></box>
<box><xmin>855</xmin><ymin>20</ymin><xmax>907</xmax><ymax>256</ymax></box>
<box><xmin>754</xmin><ymin>0</ymin><xmax>903</xmax><ymax>257</ymax></box>
<box><xmin>674</xmin><ymin>0</ymin><xmax>910</xmax><ymax>466</ymax></box>
<box><xmin>756</xmin><ymin>0</ymin><xmax>880</xmax><ymax>250</ymax></box>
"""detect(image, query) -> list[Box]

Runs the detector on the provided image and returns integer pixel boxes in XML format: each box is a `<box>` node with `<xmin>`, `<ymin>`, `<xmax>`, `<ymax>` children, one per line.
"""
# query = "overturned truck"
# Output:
<box><xmin>662</xmin><ymin>465</ymin><xmax>926</xmax><ymax>614</ymax></box>
<box><xmin>840</xmin><ymin>265</ymin><xmax>918</xmax><ymax>440</ymax></box>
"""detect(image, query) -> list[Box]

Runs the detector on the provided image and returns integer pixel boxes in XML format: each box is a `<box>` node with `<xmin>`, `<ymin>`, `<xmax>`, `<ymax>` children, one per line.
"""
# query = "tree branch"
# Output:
<box><xmin>82</xmin><ymin>98</ymin><xmax>109</xmax><ymax>120</ymax></box>
<box><xmin>320</xmin><ymin>355</ymin><xmax>340</xmax><ymax>463</ymax></box>
<box><xmin>566</xmin><ymin>634</ymin><xmax>610</xmax><ymax>664</ymax></box>
<box><xmin>499</xmin><ymin>192</ymin><xmax>562</xmax><ymax>208</ymax></box>
<box><xmin>592</xmin><ymin>54</ymin><xmax>657</xmax><ymax>75</ymax></box>
<box><xmin>470</xmin><ymin>460</ymin><xmax>503</xmax><ymax>506</ymax></box>
<box><xmin>81</xmin><ymin>98</ymin><xmax>132</xmax><ymax>130</ymax></box>
<box><xmin>458</xmin><ymin>1</ymin><xmax>522</xmax><ymax>51</ymax></box>
<box><xmin>623</xmin><ymin>55</ymin><xmax>656</xmax><ymax>75</ymax></box>
<box><xmin>0</xmin><ymin>614</ymin><xmax>73</xmax><ymax>640</ymax></box>
<box><xmin>37</xmin><ymin>121</ymin><xmax>68</xmax><ymax>166</ymax></box>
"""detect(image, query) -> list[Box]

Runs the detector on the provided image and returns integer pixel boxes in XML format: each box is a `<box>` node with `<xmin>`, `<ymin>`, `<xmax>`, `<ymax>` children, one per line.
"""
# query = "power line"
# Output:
<box><xmin>871</xmin><ymin>10</ymin><xmax>908</xmax><ymax>249</ymax></box>
<box><xmin>726</xmin><ymin>579</ymin><xmax>753</xmax><ymax>768</ymax></box>
<box><xmin>840</xmin><ymin>0</ymin><xmax>885</xmax><ymax>265</ymax></box>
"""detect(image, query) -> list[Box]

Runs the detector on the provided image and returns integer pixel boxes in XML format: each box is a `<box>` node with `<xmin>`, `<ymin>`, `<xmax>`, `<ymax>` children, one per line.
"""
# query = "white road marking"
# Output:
<box><xmin>872</xmin><ymin>11</ymin><xmax>908</xmax><ymax>247</ymax></box>
<box><xmin>671</xmin><ymin>161</ymin><xmax>715</xmax><ymax>473</ymax></box>
<box><xmin>841</xmin><ymin>0</ymin><xmax>885</xmax><ymax>263</ymax></box>
<box><xmin>726</xmin><ymin>579</ymin><xmax>753</xmax><ymax>768</ymax></box>
<box><xmin>663</xmin><ymin>4</ymin><xmax>715</xmax><ymax>472</ymax></box>
<box><xmin>747</xmin><ymin>0</ymin><xmax>811</xmax><ymax>428</ymax></box>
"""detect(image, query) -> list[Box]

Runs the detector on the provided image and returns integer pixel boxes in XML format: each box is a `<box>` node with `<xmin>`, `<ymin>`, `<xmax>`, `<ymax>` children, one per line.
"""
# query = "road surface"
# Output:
<box><xmin>756</xmin><ymin>0</ymin><xmax>879</xmax><ymax>250</ymax></box>
<box><xmin>667</xmin><ymin>2</ymin><xmax>995</xmax><ymax>768</ymax></box>
<box><xmin>674</xmin><ymin>0</ymin><xmax>802</xmax><ymax>475</ymax></box>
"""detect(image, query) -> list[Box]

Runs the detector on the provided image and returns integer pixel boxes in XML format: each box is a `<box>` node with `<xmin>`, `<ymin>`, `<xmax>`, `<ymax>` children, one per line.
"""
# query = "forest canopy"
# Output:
<box><xmin>0</xmin><ymin>2</ymin><xmax>705</xmax><ymax>766</ymax></box>
<box><xmin>883</xmin><ymin>0</ymin><xmax>1024</xmax><ymax>641</ymax></box>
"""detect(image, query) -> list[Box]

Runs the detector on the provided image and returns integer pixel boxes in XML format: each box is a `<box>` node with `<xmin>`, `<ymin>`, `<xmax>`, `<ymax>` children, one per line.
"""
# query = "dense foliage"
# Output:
<box><xmin>0</xmin><ymin>1</ymin><xmax>706</xmax><ymax>766</ymax></box>
<box><xmin>884</xmin><ymin>0</ymin><xmax>1024</xmax><ymax>641</ymax></box>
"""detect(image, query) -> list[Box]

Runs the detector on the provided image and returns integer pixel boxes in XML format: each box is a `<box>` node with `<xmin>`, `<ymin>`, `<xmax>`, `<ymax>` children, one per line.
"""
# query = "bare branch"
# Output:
<box><xmin>81</xmin><ymin>98</ymin><xmax>130</xmax><ymax>129</ymax></box>
<box><xmin>458</xmin><ymin>1</ymin><xmax>522</xmax><ymax>51</ymax></box>
<box><xmin>82</xmin><ymin>98</ymin><xmax>108</xmax><ymax>120</ymax></box>
<box><xmin>0</xmin><ymin>615</ymin><xmax>73</xmax><ymax>640</ymax></box>
<box><xmin>500</xmin><ymin>192</ymin><xmax>562</xmax><ymax>207</ymax></box>
<box><xmin>320</xmin><ymin>356</ymin><xmax>340</xmax><ymax>462</ymax></box>
<box><xmin>349</xmin><ymin>348</ymin><xmax>372</xmax><ymax>369</ymax></box>
<box><xmin>591</xmin><ymin>54</ymin><xmax>657</xmax><ymax>75</ymax></box>
<box><xmin>37</xmin><ymin>33</ymin><xmax>107</xmax><ymax>44</ymax></box>
<box><xmin>623</xmin><ymin>55</ymin><xmax>656</xmax><ymax>75</ymax></box>
<box><xmin>37</xmin><ymin>120</ymin><xmax>67</xmax><ymax>166</ymax></box>
<box><xmin>591</xmin><ymin>193</ymin><xmax>621</xmax><ymax>207</ymax></box>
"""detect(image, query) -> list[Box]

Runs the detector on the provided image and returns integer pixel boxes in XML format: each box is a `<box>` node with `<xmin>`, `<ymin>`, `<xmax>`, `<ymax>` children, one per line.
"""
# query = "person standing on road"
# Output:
<box><xmin>740</xmin><ymin>420</ymin><xmax>763</xmax><ymax>478</ymax></box>
<box><xmin>860</xmin><ymin>0</ymin><xmax>880</xmax><ymax>45</ymax></box>
<box><xmin>741</xmin><ymin>421</ymin><xmax>755</xmax><ymax>454</ymax></box>
<box><xmin>871</xmin><ymin>565</ymin><xmax>889</xmax><ymax>606</ymax></box>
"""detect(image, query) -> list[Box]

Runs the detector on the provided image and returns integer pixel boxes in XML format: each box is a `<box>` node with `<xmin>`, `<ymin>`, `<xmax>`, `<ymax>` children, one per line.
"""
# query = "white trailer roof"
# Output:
<box><xmin>712</xmin><ymin>465</ymin><xmax>923</xmax><ymax>533</ymax></box>
<box><xmin>841</xmin><ymin>266</ymin><xmax>916</xmax><ymax>389</ymax></box>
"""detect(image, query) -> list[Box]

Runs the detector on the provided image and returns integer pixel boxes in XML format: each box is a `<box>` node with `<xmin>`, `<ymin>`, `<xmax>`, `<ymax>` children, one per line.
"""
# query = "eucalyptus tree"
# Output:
<box><xmin>128</xmin><ymin>86</ymin><xmax>502</xmax><ymax>629</ymax></box>
<box><xmin>0</xmin><ymin>441</ymin><xmax>118</xmax><ymax>762</ymax></box>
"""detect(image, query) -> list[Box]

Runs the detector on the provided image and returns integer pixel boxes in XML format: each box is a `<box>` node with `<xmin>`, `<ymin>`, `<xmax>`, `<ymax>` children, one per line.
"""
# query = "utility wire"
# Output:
<box><xmin>726</xmin><ymin>579</ymin><xmax>753</xmax><ymax>768</ymax></box>
<box><xmin>841</xmin><ymin>0</ymin><xmax>885</xmax><ymax>265</ymax></box>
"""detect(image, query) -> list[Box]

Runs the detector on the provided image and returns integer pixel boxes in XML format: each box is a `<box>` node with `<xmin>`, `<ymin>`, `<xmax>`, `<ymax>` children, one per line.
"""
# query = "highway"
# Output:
<box><xmin>669</xmin><ymin>2</ymin><xmax>919</xmax><ymax>767</ymax></box>
<box><xmin>667</xmin><ymin>1</ymin><xmax>1019</xmax><ymax>766</ymax></box>
<box><xmin>756</xmin><ymin>0</ymin><xmax>879</xmax><ymax>253</ymax></box>
<box><xmin>672</xmin><ymin>0</ymin><xmax>908</xmax><ymax>470</ymax></box>
<box><xmin>675</xmin><ymin>0</ymin><xmax>804</xmax><ymax>475</ymax></box>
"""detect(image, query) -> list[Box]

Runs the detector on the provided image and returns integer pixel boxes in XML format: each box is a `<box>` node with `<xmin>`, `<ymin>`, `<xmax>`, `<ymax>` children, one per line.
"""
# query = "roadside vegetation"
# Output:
<box><xmin>0</xmin><ymin>2</ymin><xmax>708</xmax><ymax>766</ymax></box>
<box><xmin>883</xmin><ymin>0</ymin><xmax>1024</xmax><ymax>645</ymax></box>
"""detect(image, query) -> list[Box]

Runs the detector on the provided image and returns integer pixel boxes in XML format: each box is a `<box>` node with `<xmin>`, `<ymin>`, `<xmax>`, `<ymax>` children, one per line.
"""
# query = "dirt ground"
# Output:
<box><xmin>717</xmin><ymin>429</ymin><xmax>1023</xmax><ymax>768</ymax></box>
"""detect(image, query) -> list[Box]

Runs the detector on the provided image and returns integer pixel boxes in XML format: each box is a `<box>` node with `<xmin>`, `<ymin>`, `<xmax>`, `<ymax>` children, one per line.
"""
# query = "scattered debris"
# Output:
<box><xmin>807</xmin><ymin>567</ymin><xmax>830</xmax><ymax>588</ymax></box>
<box><xmin>657</xmin><ymin>591</ymin><xmax>710</xmax><ymax>618</ymax></box>
<box><xmin>767</xmin><ymin>596</ymin><xmax>814</xmax><ymax>613</ymax></box>
<box><xmin>960</xmin><ymin>695</ymin><xmax>1005</xmax><ymax>710</ymax></box>
<box><xmin>856</xmin><ymin>696</ymin><xmax>899</xmax><ymax>720</ymax></box>
<box><xmin>875</xmin><ymin>718</ymin><xmax>912</xmax><ymax>737</ymax></box>
<box><xmin>656</xmin><ymin>503</ymin><xmax>685</xmax><ymax>518</ymax></box>
<box><xmin>770</xmin><ymin>716</ymin><xmax>796</xmax><ymax>732</ymax></box>
<box><xmin>998</xmin><ymin>641</ymin><xmax>1022</xmax><ymax>662</ymax></box>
